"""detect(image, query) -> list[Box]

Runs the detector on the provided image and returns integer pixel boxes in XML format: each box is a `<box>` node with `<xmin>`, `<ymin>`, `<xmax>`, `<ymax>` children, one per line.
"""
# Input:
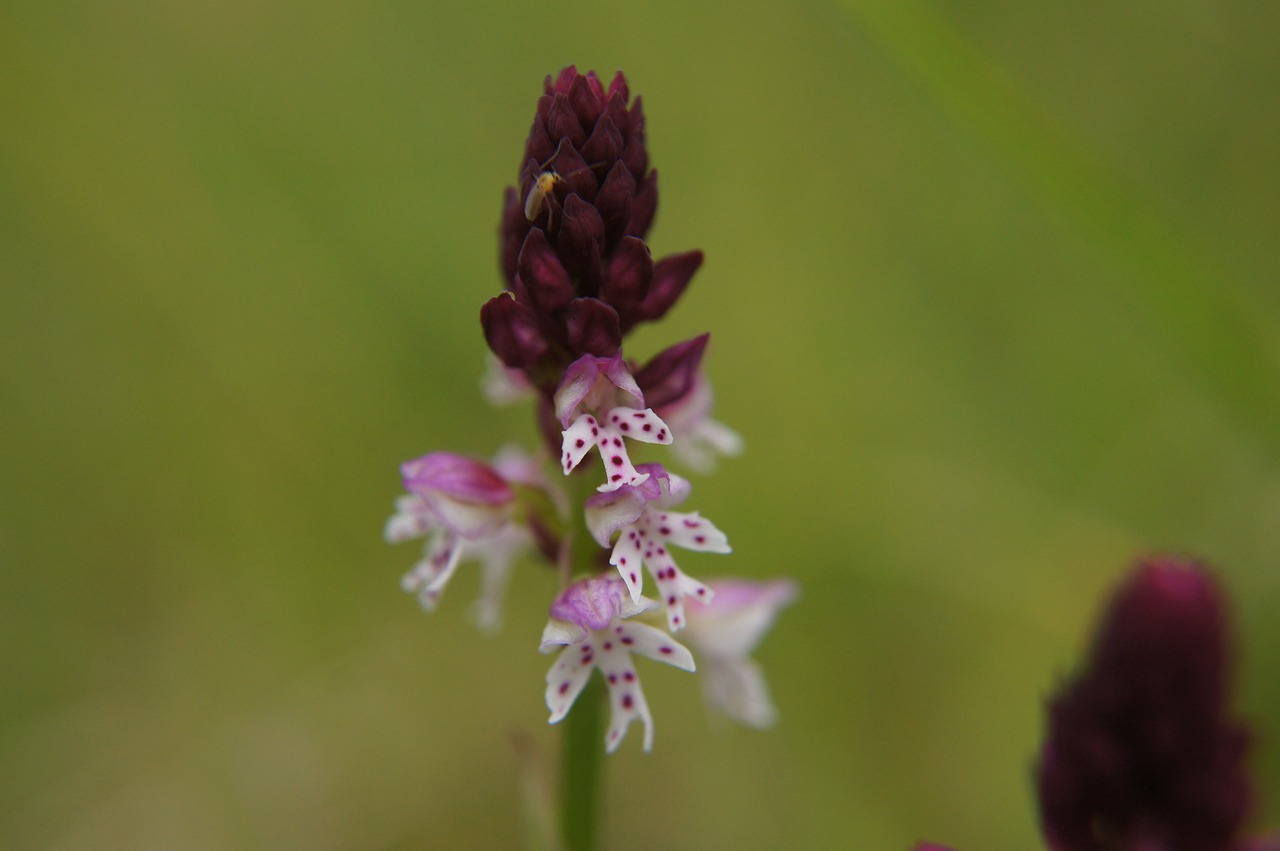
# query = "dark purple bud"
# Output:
<box><xmin>595</xmin><ymin>161</ymin><xmax>636</xmax><ymax>244</ymax></box>
<box><xmin>622</xmin><ymin>96</ymin><xmax>648</xmax><ymax>177</ymax></box>
<box><xmin>635</xmin><ymin>333</ymin><xmax>709</xmax><ymax>411</ymax></box>
<box><xmin>518</xmin><ymin>229</ymin><xmax>575</xmax><ymax>315</ymax></box>
<box><xmin>481</xmin><ymin>293</ymin><xmax>549</xmax><ymax>369</ymax></box>
<box><xmin>599</xmin><ymin>236</ymin><xmax>653</xmax><ymax>319</ymax></box>
<box><xmin>1037</xmin><ymin>557</ymin><xmax>1253</xmax><ymax>851</ymax></box>
<box><xmin>582</xmin><ymin>114</ymin><xmax>624</xmax><ymax>170</ymax></box>
<box><xmin>629</xmin><ymin>248</ymin><xmax>702</xmax><ymax>329</ymax></box>
<box><xmin>500</xmin><ymin>186</ymin><xmax>530</xmax><ymax>286</ymax></box>
<box><xmin>626</xmin><ymin>169</ymin><xmax>658</xmax><ymax>237</ymax></box>
<box><xmin>524</xmin><ymin>111</ymin><xmax>555</xmax><ymax>169</ymax></box>
<box><xmin>546</xmin><ymin>92</ymin><xmax>586</xmax><ymax>150</ymax></box>
<box><xmin>553</xmin><ymin>142</ymin><xmax>596</xmax><ymax>200</ymax></box>
<box><xmin>564</xmin><ymin>297</ymin><xmax>621</xmax><ymax>357</ymax></box>
<box><xmin>567</xmin><ymin>73</ymin><xmax>603</xmax><ymax>135</ymax></box>
<box><xmin>605</xmin><ymin>70</ymin><xmax>629</xmax><ymax>104</ymax></box>
<box><xmin>559</xmin><ymin>195</ymin><xmax>606</xmax><ymax>283</ymax></box>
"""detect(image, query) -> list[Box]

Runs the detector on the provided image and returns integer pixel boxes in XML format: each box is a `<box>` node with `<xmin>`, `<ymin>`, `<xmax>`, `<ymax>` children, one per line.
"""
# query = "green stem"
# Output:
<box><xmin>559</xmin><ymin>467</ymin><xmax>606</xmax><ymax>851</ymax></box>
<box><xmin>561</xmin><ymin>676</ymin><xmax>605</xmax><ymax>851</ymax></box>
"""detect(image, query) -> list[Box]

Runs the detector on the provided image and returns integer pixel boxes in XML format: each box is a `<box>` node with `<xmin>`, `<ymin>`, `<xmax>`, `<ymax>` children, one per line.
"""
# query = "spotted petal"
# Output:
<box><xmin>603</xmin><ymin>407</ymin><xmax>672</xmax><ymax>446</ymax></box>
<box><xmin>617</xmin><ymin>621</ymin><xmax>695</xmax><ymax>671</ymax></box>
<box><xmin>545</xmin><ymin>644</ymin><xmax>595</xmax><ymax>724</ymax></box>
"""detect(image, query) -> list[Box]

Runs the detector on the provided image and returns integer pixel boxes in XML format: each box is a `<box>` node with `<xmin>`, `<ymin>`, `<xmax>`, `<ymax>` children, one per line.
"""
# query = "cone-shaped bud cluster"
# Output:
<box><xmin>1037</xmin><ymin>557</ymin><xmax>1254</xmax><ymax>851</ymax></box>
<box><xmin>483</xmin><ymin>66</ymin><xmax>703</xmax><ymax>392</ymax></box>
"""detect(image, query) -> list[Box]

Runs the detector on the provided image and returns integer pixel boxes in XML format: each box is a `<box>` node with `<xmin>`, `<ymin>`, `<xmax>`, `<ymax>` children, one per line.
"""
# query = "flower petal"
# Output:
<box><xmin>617</xmin><ymin>622</ymin><xmax>696</xmax><ymax>672</ymax></box>
<box><xmin>598</xmin><ymin>652</ymin><xmax>653</xmax><ymax>753</ymax></box>
<box><xmin>545</xmin><ymin>645</ymin><xmax>594</xmax><ymax>724</ymax></box>
<box><xmin>702</xmin><ymin>657</ymin><xmax>777</xmax><ymax>729</ymax></box>
<box><xmin>604</xmin><ymin>407</ymin><xmax>671</xmax><ymax>446</ymax></box>
<box><xmin>561</xmin><ymin>414</ymin><xmax>601</xmax><ymax>475</ymax></box>
<box><xmin>653</xmin><ymin>510</ymin><xmax>730</xmax><ymax>554</ymax></box>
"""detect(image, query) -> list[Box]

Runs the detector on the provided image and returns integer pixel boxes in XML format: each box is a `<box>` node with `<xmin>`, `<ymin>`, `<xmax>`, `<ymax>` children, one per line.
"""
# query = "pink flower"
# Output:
<box><xmin>386</xmin><ymin>450</ymin><xmax>532</xmax><ymax>629</ymax></box>
<box><xmin>682</xmin><ymin>578</ymin><xmax>798</xmax><ymax>728</ymax></box>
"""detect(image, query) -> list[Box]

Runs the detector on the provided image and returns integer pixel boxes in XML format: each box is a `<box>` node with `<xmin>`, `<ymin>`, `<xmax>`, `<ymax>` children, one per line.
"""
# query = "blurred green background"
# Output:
<box><xmin>3</xmin><ymin>0</ymin><xmax>1279</xmax><ymax>848</ymax></box>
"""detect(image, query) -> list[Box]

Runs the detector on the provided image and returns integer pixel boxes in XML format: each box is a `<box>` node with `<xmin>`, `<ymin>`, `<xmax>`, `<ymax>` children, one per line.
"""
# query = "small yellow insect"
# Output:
<box><xmin>524</xmin><ymin>170</ymin><xmax>561</xmax><ymax>223</ymax></box>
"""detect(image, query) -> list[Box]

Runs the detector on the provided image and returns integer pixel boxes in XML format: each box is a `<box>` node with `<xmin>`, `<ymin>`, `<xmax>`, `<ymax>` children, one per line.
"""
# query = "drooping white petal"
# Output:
<box><xmin>545</xmin><ymin>645</ymin><xmax>595</xmax><ymax>724</ymax></box>
<box><xmin>702</xmin><ymin>657</ymin><xmax>777</xmax><ymax>729</ymax></box>
<box><xmin>617</xmin><ymin>621</ymin><xmax>696</xmax><ymax>672</ymax></box>
<box><xmin>560</xmin><ymin>414</ymin><xmax>601</xmax><ymax>474</ymax></box>
<box><xmin>597</xmin><ymin>651</ymin><xmax>654</xmax><ymax>753</ymax></box>
<box><xmin>384</xmin><ymin>495</ymin><xmax>436</xmax><ymax>543</ymax></box>
<box><xmin>468</xmin><ymin>525</ymin><xmax>531</xmax><ymax>633</ymax></box>
<box><xmin>609</xmin><ymin>527</ymin><xmax>648</xmax><ymax>602</ymax></box>
<box><xmin>400</xmin><ymin>531</ymin><xmax>462</xmax><ymax>611</ymax></box>
<box><xmin>649</xmin><ymin>509</ymin><xmax>731</xmax><ymax>554</ymax></box>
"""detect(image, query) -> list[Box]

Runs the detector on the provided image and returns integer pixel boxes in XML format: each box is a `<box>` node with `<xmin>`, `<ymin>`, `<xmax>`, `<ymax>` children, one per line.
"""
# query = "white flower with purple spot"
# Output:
<box><xmin>386</xmin><ymin>450</ymin><xmax>530</xmax><ymax>629</ymax></box>
<box><xmin>555</xmin><ymin>353</ymin><xmax>673</xmax><ymax>492</ymax></box>
<box><xmin>682</xmin><ymin>578</ymin><xmax>798</xmax><ymax>728</ymax></box>
<box><xmin>584</xmin><ymin>464</ymin><xmax>728</xmax><ymax>631</ymax></box>
<box><xmin>541</xmin><ymin>576</ymin><xmax>695</xmax><ymax>753</ymax></box>
<box><xmin>657</xmin><ymin>373</ymin><xmax>743</xmax><ymax>475</ymax></box>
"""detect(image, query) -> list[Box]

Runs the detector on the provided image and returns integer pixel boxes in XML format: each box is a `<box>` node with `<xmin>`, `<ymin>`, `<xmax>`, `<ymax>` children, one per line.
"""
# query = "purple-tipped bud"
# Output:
<box><xmin>480</xmin><ymin>293</ymin><xmax>549</xmax><ymax>370</ymax></box>
<box><xmin>635</xmin><ymin>333</ymin><xmax>709</xmax><ymax>411</ymax></box>
<box><xmin>1036</xmin><ymin>557</ymin><xmax>1253</xmax><ymax>851</ymax></box>
<box><xmin>626</xmin><ymin>248</ymin><xmax>702</xmax><ymax>333</ymax></box>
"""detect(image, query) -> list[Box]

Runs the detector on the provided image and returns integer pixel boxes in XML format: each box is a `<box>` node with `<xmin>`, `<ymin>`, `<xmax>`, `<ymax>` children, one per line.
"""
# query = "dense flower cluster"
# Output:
<box><xmin>387</xmin><ymin>67</ymin><xmax>791</xmax><ymax>752</ymax></box>
<box><xmin>916</xmin><ymin>557</ymin><xmax>1276</xmax><ymax>851</ymax></box>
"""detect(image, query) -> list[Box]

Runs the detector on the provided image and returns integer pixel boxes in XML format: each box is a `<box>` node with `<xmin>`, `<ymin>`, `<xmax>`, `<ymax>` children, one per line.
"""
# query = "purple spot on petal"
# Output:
<box><xmin>621</xmin><ymin>635</ymin><xmax>633</xmax><ymax>645</ymax></box>
<box><xmin>611</xmin><ymin>456</ymin><xmax>623</xmax><ymax>466</ymax></box>
<box><xmin>611</xmin><ymin>474</ymin><xmax>622</xmax><ymax>482</ymax></box>
<box><xmin>629</xmin><ymin>572</ymin><xmax>637</xmax><ymax>583</ymax></box>
<box><xmin>622</xmin><ymin>694</ymin><xmax>633</xmax><ymax>709</ymax></box>
<box><xmin>620</xmin><ymin>422</ymin><xmax>630</xmax><ymax>431</ymax></box>
<box><xmin>608</xmin><ymin>673</ymin><xmax>617</xmax><ymax>684</ymax></box>
<box><xmin>695</xmin><ymin>535</ymin><xmax>706</xmax><ymax>544</ymax></box>
<box><xmin>575</xmin><ymin>439</ymin><xmax>585</xmax><ymax>448</ymax></box>
<box><xmin>659</xmin><ymin>527</ymin><xmax>671</xmax><ymax>536</ymax></box>
<box><xmin>642</xmin><ymin>423</ymin><xmax>652</xmax><ymax>432</ymax></box>
<box><xmin>624</xmin><ymin>671</ymin><xmax>635</xmax><ymax>682</ymax></box>
<box><xmin>559</xmin><ymin>681</ymin><xmax>570</xmax><ymax>695</ymax></box>
<box><xmin>659</xmin><ymin>646</ymin><xmax>672</xmax><ymax>655</ymax></box>
<box><xmin>603</xmin><ymin>642</ymin><xmax>613</xmax><ymax>651</ymax></box>
<box><xmin>667</xmin><ymin>595</ymin><xmax>677</xmax><ymax>605</ymax></box>
<box><xmin>696</xmin><ymin>588</ymin><xmax>706</xmax><ymax>596</ymax></box>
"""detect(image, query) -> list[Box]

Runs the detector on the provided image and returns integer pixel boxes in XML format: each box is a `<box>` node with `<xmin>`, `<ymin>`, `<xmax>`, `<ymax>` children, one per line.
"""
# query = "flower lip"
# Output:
<box><xmin>401</xmin><ymin>452</ymin><xmax>515</xmax><ymax>505</ymax></box>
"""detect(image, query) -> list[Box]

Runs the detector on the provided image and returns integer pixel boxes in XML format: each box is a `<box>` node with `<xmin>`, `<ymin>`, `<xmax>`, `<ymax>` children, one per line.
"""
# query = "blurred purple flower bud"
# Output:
<box><xmin>1036</xmin><ymin>557</ymin><xmax>1254</xmax><ymax>851</ymax></box>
